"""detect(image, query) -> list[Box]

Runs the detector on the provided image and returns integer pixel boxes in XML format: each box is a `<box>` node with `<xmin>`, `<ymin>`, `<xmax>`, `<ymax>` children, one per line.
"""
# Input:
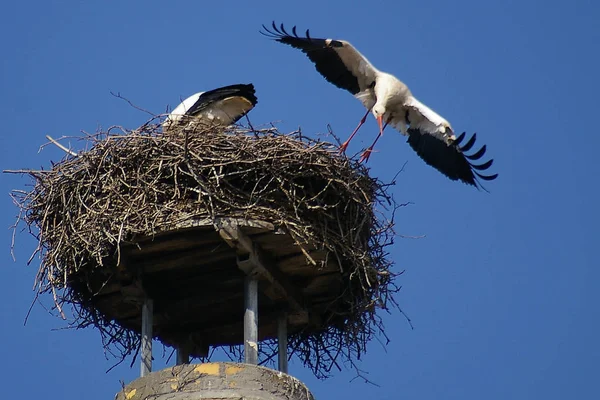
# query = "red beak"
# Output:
<box><xmin>376</xmin><ymin>114</ymin><xmax>384</xmax><ymax>135</ymax></box>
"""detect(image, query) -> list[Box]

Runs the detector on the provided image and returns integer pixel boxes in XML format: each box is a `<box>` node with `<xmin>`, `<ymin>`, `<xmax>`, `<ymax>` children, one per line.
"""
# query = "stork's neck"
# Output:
<box><xmin>374</xmin><ymin>72</ymin><xmax>410</xmax><ymax>107</ymax></box>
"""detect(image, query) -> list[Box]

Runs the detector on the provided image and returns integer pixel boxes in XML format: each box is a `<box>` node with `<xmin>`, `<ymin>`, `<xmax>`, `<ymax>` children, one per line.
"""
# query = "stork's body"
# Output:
<box><xmin>261</xmin><ymin>23</ymin><xmax>497</xmax><ymax>188</ymax></box>
<box><xmin>163</xmin><ymin>84</ymin><xmax>257</xmax><ymax>132</ymax></box>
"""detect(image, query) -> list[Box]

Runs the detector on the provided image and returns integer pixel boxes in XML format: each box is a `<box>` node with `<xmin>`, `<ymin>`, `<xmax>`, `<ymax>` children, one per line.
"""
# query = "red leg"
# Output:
<box><xmin>340</xmin><ymin>109</ymin><xmax>371</xmax><ymax>153</ymax></box>
<box><xmin>359</xmin><ymin>120</ymin><xmax>389</xmax><ymax>163</ymax></box>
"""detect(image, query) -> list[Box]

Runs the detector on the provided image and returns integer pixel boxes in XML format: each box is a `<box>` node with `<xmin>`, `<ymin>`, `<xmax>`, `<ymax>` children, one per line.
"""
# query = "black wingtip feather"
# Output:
<box><xmin>475</xmin><ymin>172</ymin><xmax>499</xmax><ymax>181</ymax></box>
<box><xmin>459</xmin><ymin>133</ymin><xmax>477</xmax><ymax>152</ymax></box>
<box><xmin>472</xmin><ymin>159</ymin><xmax>494</xmax><ymax>171</ymax></box>
<box><xmin>259</xmin><ymin>21</ymin><xmax>362</xmax><ymax>95</ymax></box>
<box><xmin>453</xmin><ymin>132</ymin><xmax>466</xmax><ymax>146</ymax></box>
<box><xmin>465</xmin><ymin>145</ymin><xmax>487</xmax><ymax>160</ymax></box>
<box><xmin>407</xmin><ymin>128</ymin><xmax>498</xmax><ymax>189</ymax></box>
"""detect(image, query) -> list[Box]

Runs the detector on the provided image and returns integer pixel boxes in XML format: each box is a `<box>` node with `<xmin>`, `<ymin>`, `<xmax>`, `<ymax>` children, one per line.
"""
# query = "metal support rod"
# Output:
<box><xmin>244</xmin><ymin>276</ymin><xmax>259</xmax><ymax>365</ymax></box>
<box><xmin>176</xmin><ymin>347</ymin><xmax>189</xmax><ymax>365</ymax></box>
<box><xmin>277</xmin><ymin>313</ymin><xmax>288</xmax><ymax>373</ymax></box>
<box><xmin>141</xmin><ymin>298</ymin><xmax>154</xmax><ymax>377</ymax></box>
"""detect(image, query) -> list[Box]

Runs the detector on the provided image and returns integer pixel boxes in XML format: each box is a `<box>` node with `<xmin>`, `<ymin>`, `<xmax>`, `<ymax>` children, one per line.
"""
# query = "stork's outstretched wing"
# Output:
<box><xmin>261</xmin><ymin>22</ymin><xmax>378</xmax><ymax>105</ymax></box>
<box><xmin>407</xmin><ymin>130</ymin><xmax>498</xmax><ymax>188</ymax></box>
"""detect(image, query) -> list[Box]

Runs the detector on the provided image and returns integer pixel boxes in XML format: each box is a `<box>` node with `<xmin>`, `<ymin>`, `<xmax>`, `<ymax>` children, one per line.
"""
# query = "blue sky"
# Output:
<box><xmin>1</xmin><ymin>1</ymin><xmax>599</xmax><ymax>399</ymax></box>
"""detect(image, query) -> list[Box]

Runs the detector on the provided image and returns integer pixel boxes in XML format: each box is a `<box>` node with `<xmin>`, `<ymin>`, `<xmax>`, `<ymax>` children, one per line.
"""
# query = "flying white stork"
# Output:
<box><xmin>260</xmin><ymin>23</ymin><xmax>497</xmax><ymax>188</ymax></box>
<box><xmin>163</xmin><ymin>83</ymin><xmax>258</xmax><ymax>132</ymax></box>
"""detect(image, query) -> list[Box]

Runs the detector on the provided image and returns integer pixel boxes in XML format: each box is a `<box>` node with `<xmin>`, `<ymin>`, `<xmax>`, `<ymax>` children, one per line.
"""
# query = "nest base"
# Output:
<box><xmin>73</xmin><ymin>217</ymin><xmax>345</xmax><ymax>357</ymax></box>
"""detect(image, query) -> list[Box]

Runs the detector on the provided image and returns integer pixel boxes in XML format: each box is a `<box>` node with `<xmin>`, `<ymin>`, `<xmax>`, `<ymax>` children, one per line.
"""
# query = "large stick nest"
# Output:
<box><xmin>9</xmin><ymin>123</ymin><xmax>401</xmax><ymax>378</ymax></box>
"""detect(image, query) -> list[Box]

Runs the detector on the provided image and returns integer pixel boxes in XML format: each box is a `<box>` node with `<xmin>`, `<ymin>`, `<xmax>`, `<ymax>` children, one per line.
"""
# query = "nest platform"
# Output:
<box><xmin>85</xmin><ymin>216</ymin><xmax>349</xmax><ymax>355</ymax></box>
<box><xmin>10</xmin><ymin>124</ymin><xmax>398</xmax><ymax>377</ymax></box>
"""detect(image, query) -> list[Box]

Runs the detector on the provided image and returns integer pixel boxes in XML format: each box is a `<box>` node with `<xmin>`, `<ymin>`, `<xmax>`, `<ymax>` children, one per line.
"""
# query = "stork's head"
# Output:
<box><xmin>372</xmin><ymin>104</ymin><xmax>386</xmax><ymax>120</ymax></box>
<box><xmin>372</xmin><ymin>104</ymin><xmax>388</xmax><ymax>134</ymax></box>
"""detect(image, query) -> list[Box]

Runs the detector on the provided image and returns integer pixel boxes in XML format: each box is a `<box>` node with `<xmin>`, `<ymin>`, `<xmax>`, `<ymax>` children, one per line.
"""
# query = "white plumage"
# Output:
<box><xmin>163</xmin><ymin>84</ymin><xmax>257</xmax><ymax>132</ymax></box>
<box><xmin>261</xmin><ymin>23</ymin><xmax>497</xmax><ymax>188</ymax></box>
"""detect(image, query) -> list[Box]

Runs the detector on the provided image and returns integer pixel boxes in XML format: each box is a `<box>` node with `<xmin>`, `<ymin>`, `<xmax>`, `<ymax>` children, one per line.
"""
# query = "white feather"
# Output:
<box><xmin>164</xmin><ymin>92</ymin><xmax>204</xmax><ymax>126</ymax></box>
<box><xmin>163</xmin><ymin>92</ymin><xmax>254</xmax><ymax>131</ymax></box>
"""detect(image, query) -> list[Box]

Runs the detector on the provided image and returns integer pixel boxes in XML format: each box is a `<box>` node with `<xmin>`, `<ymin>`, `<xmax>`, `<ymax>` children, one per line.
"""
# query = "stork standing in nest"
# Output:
<box><xmin>163</xmin><ymin>84</ymin><xmax>258</xmax><ymax>132</ymax></box>
<box><xmin>261</xmin><ymin>23</ymin><xmax>497</xmax><ymax>188</ymax></box>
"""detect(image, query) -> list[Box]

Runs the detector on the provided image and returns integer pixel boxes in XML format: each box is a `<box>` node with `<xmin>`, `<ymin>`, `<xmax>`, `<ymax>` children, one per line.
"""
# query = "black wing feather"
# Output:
<box><xmin>459</xmin><ymin>133</ymin><xmax>477</xmax><ymax>152</ymax></box>
<box><xmin>464</xmin><ymin>145</ymin><xmax>487</xmax><ymax>160</ymax></box>
<box><xmin>185</xmin><ymin>84</ymin><xmax>257</xmax><ymax>123</ymax></box>
<box><xmin>453</xmin><ymin>132</ymin><xmax>467</xmax><ymax>146</ymax></box>
<box><xmin>471</xmin><ymin>159</ymin><xmax>494</xmax><ymax>171</ymax></box>
<box><xmin>407</xmin><ymin>129</ymin><xmax>498</xmax><ymax>188</ymax></box>
<box><xmin>260</xmin><ymin>22</ymin><xmax>361</xmax><ymax>95</ymax></box>
<box><xmin>475</xmin><ymin>172</ymin><xmax>499</xmax><ymax>181</ymax></box>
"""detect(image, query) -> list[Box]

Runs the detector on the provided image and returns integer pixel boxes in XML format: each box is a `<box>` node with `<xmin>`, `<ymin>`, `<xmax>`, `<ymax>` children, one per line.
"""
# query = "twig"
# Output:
<box><xmin>44</xmin><ymin>135</ymin><xmax>78</xmax><ymax>157</ymax></box>
<box><xmin>23</xmin><ymin>291</ymin><xmax>40</xmax><ymax>326</ymax></box>
<box><xmin>110</xmin><ymin>91</ymin><xmax>157</xmax><ymax>116</ymax></box>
